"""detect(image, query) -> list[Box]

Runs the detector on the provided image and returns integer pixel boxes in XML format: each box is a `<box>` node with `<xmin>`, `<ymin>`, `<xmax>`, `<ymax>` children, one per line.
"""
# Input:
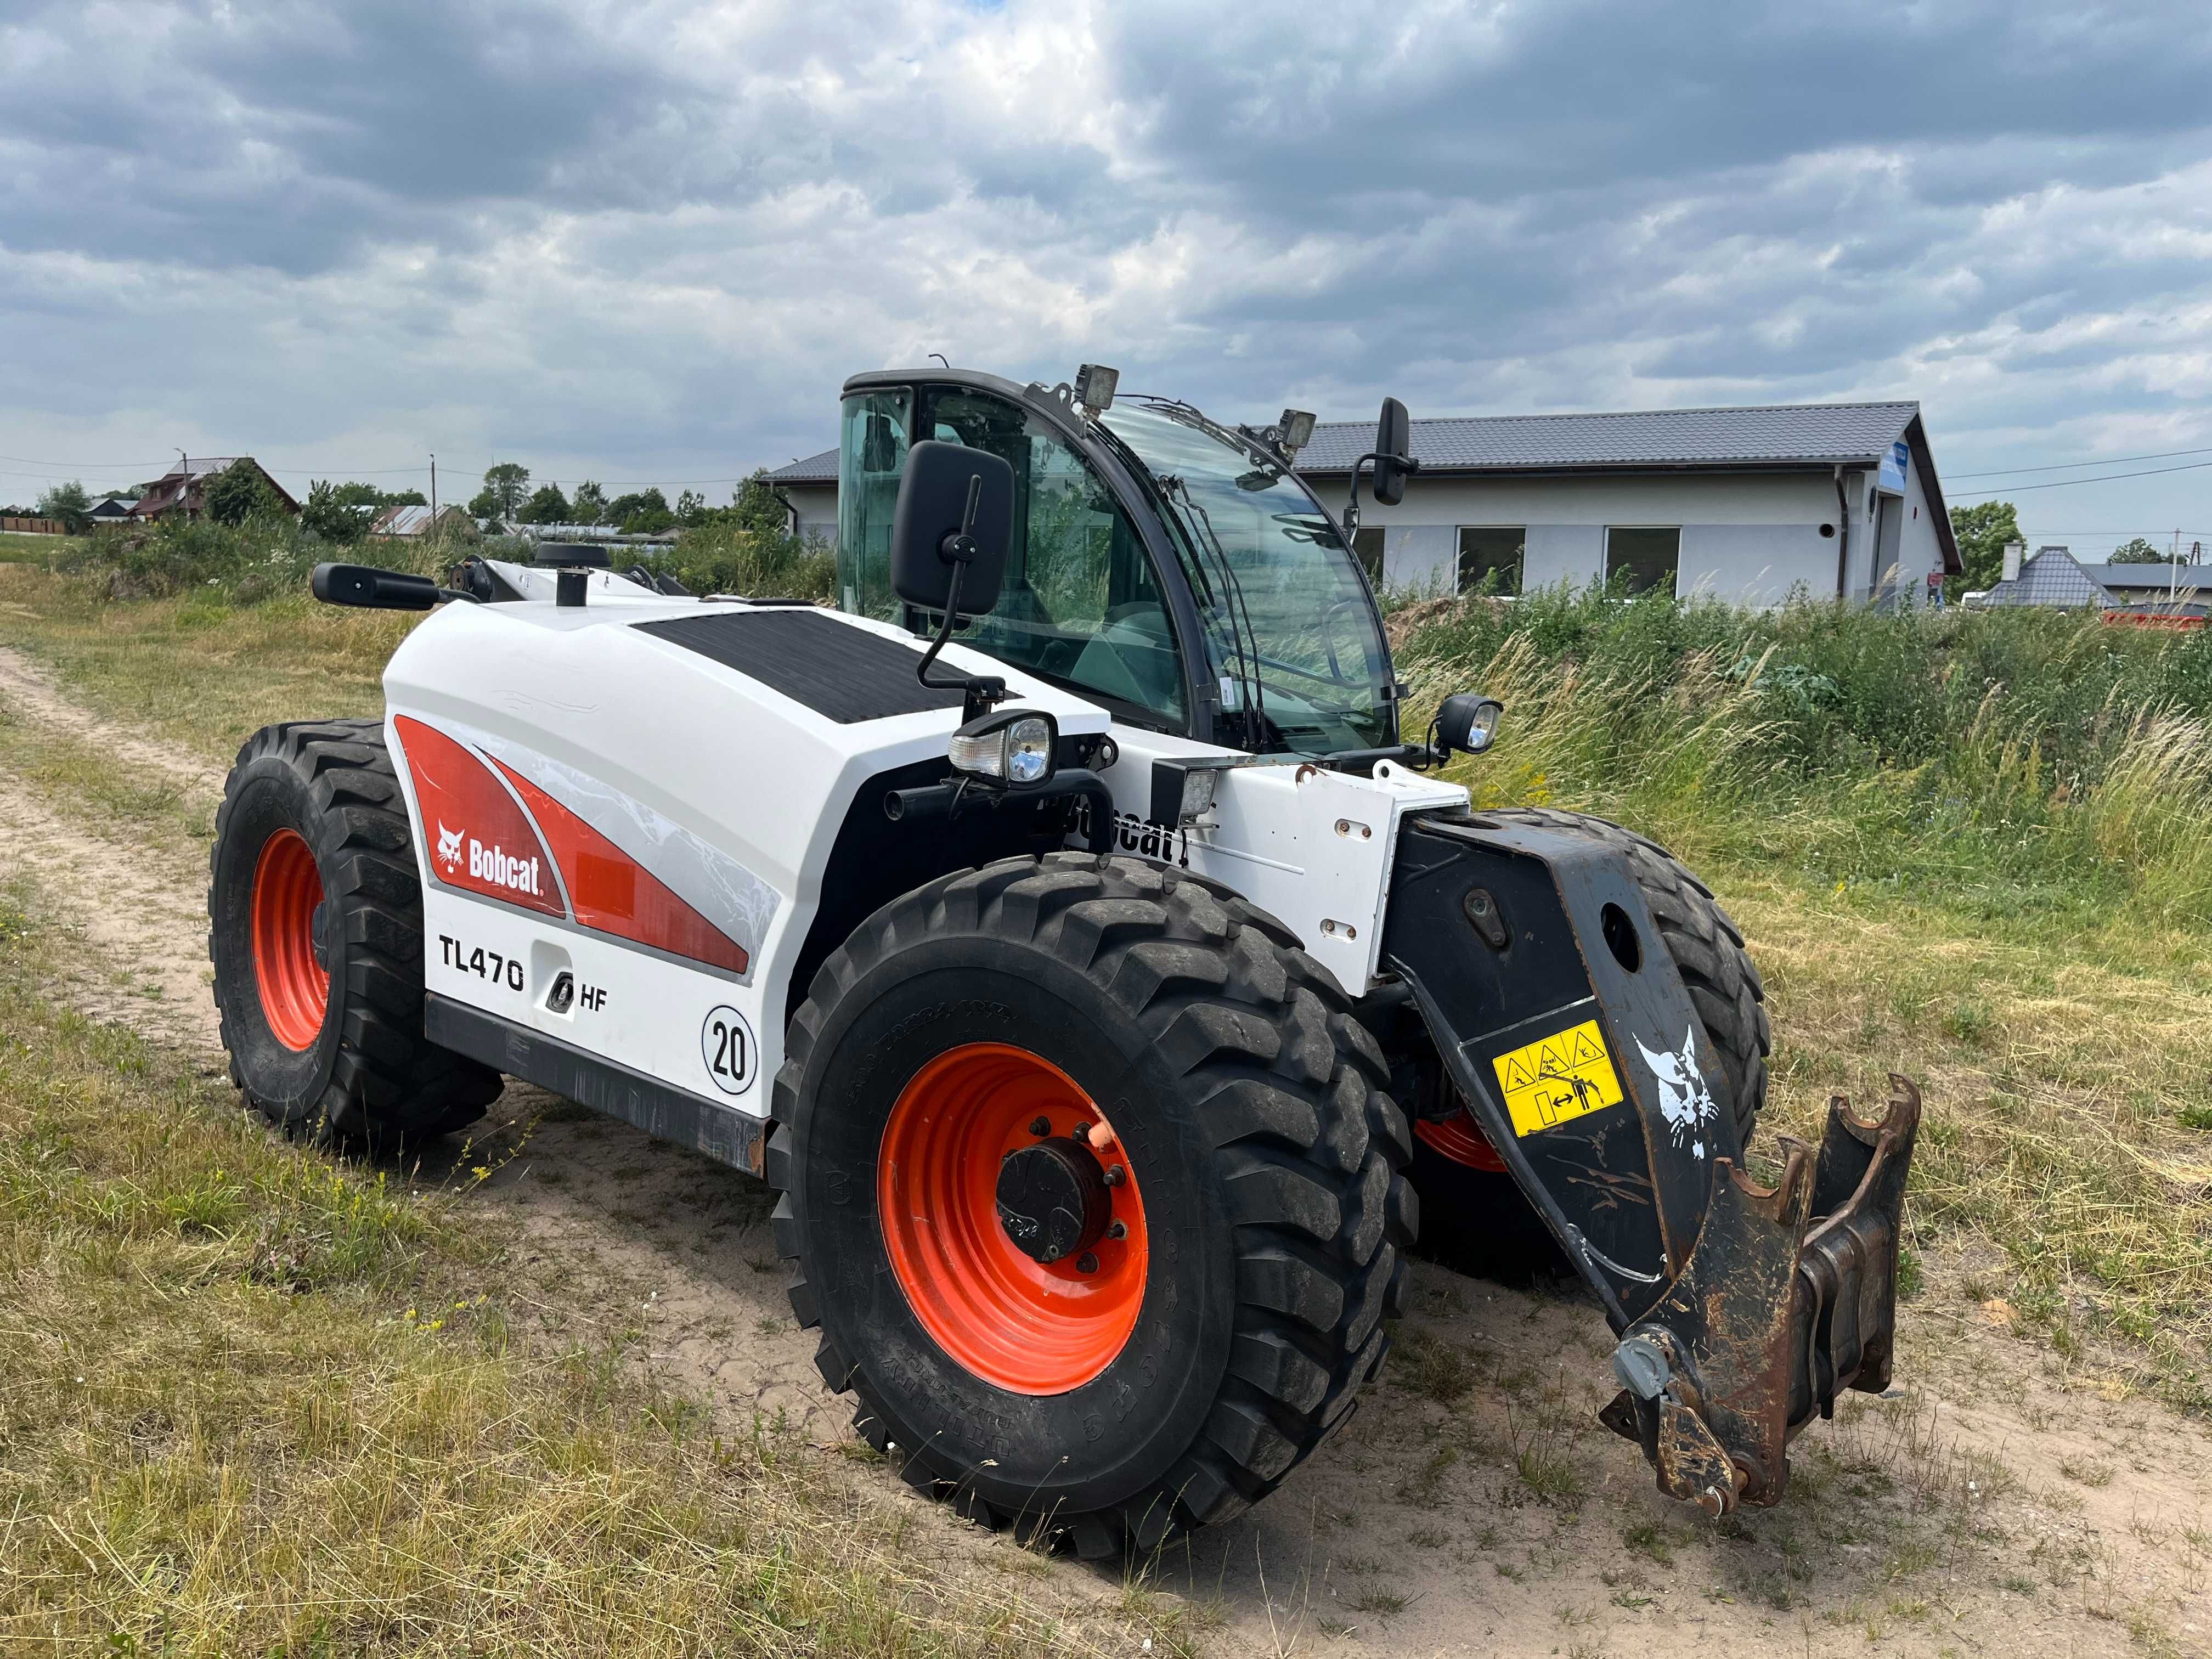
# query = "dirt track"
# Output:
<box><xmin>2</xmin><ymin>641</ymin><xmax>2207</xmax><ymax>1658</ymax></box>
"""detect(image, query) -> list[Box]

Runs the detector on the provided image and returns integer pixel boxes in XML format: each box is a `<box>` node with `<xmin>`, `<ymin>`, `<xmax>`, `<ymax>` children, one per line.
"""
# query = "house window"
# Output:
<box><xmin>1605</xmin><ymin>526</ymin><xmax>1680</xmax><ymax>596</ymax></box>
<box><xmin>1352</xmin><ymin>527</ymin><xmax>1386</xmax><ymax>585</ymax></box>
<box><xmin>1457</xmin><ymin>527</ymin><xmax>1525</xmax><ymax>596</ymax></box>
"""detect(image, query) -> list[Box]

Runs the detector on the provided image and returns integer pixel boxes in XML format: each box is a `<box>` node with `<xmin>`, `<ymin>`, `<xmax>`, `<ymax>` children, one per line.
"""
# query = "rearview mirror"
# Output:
<box><xmin>1372</xmin><ymin>397</ymin><xmax>1414</xmax><ymax>506</ymax></box>
<box><xmin>312</xmin><ymin>562</ymin><xmax>441</xmax><ymax>611</ymax></box>
<box><xmin>890</xmin><ymin>441</ymin><xmax>1013</xmax><ymax>617</ymax></box>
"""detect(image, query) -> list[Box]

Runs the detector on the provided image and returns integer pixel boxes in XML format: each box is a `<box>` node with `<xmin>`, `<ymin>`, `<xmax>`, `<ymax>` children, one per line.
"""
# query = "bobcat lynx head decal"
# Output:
<box><xmin>1635</xmin><ymin>1022</ymin><xmax>1719</xmax><ymax>1160</ymax></box>
<box><xmin>435</xmin><ymin>821</ymin><xmax>465</xmax><ymax>871</ymax></box>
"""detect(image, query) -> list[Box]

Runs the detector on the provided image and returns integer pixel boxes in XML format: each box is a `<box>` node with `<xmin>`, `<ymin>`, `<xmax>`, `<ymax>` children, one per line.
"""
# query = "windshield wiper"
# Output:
<box><xmin>1160</xmin><ymin>475</ymin><xmax>1276</xmax><ymax>753</ymax></box>
<box><xmin>1088</xmin><ymin>419</ymin><xmax>1271</xmax><ymax>749</ymax></box>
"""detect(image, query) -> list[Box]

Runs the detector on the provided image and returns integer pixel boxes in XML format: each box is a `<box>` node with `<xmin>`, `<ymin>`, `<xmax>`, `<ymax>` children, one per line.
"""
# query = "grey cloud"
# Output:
<box><xmin>3</xmin><ymin>0</ymin><xmax>2210</xmax><ymax>547</ymax></box>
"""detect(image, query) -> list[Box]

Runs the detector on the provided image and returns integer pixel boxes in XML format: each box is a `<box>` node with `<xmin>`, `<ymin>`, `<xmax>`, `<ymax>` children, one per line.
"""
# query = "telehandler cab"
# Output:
<box><xmin>210</xmin><ymin>365</ymin><xmax>1918</xmax><ymax>1556</ymax></box>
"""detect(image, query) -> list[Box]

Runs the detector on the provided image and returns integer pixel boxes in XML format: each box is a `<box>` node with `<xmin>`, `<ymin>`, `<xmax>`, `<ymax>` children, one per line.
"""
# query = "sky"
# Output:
<box><xmin>4</xmin><ymin>0</ymin><xmax>2211</xmax><ymax>558</ymax></box>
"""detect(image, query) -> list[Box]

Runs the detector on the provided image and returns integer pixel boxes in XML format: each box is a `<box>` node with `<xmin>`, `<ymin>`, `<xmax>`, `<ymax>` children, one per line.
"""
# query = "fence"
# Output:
<box><xmin>0</xmin><ymin>517</ymin><xmax>64</xmax><ymax>535</ymax></box>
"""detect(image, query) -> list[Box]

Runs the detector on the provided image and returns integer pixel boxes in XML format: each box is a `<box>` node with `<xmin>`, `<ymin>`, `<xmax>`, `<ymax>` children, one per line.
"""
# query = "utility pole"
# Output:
<box><xmin>430</xmin><ymin>454</ymin><xmax>437</xmax><ymax>519</ymax></box>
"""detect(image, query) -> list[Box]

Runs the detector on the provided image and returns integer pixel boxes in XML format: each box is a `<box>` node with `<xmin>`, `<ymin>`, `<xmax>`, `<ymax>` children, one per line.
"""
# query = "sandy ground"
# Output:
<box><xmin>1</xmin><ymin>641</ymin><xmax>2207</xmax><ymax>1658</ymax></box>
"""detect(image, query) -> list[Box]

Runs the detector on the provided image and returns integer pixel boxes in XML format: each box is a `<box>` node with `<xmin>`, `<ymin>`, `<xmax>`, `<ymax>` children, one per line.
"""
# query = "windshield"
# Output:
<box><xmin>1100</xmin><ymin>402</ymin><xmax>1394</xmax><ymax>754</ymax></box>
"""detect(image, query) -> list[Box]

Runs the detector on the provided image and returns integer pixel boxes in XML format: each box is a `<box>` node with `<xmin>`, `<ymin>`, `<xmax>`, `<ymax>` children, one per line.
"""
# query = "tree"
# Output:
<box><xmin>1949</xmin><ymin>500</ymin><xmax>2022</xmax><ymax>591</ymax></box>
<box><xmin>605</xmin><ymin>487</ymin><xmax>673</xmax><ymax>533</ymax></box>
<box><xmin>471</xmin><ymin>461</ymin><xmax>531</xmax><ymax>521</ymax></box>
<box><xmin>521</xmin><ymin>483</ymin><xmax>572</xmax><ymax>524</ymax></box>
<box><xmin>2108</xmin><ymin>537</ymin><xmax>2166</xmax><ymax>564</ymax></box>
<box><xmin>302</xmin><ymin>479</ymin><xmax>369</xmax><ymax>544</ymax></box>
<box><xmin>384</xmin><ymin>488</ymin><xmax>428</xmax><ymax>507</ymax></box>
<box><xmin>35</xmin><ymin>480</ymin><xmax>93</xmax><ymax>534</ymax></box>
<box><xmin>730</xmin><ymin>468</ymin><xmax>790</xmax><ymax>538</ymax></box>
<box><xmin>675</xmin><ymin>488</ymin><xmax>708</xmax><ymax>526</ymax></box>
<box><xmin>572</xmin><ymin>481</ymin><xmax>606</xmax><ymax>525</ymax></box>
<box><xmin>204</xmin><ymin>461</ymin><xmax>287</xmax><ymax>526</ymax></box>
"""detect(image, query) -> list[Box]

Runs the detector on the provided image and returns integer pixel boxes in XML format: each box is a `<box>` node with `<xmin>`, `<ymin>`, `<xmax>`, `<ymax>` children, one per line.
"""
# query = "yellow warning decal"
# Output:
<box><xmin>1491</xmin><ymin>1019</ymin><xmax>1626</xmax><ymax>1137</ymax></box>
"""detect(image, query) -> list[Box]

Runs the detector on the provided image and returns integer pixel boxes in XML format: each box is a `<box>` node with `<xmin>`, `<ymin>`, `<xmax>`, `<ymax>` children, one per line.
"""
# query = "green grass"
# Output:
<box><xmin>0</xmin><ymin>530</ymin><xmax>67</xmax><ymax>563</ymax></box>
<box><xmin>0</xmin><ymin>883</ymin><xmax>1159</xmax><ymax>1655</ymax></box>
<box><xmin>0</xmin><ymin>563</ymin><xmax>424</xmax><ymax>771</ymax></box>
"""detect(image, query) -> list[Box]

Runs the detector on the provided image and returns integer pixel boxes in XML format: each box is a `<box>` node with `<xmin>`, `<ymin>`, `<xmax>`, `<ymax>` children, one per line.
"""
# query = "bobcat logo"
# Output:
<box><xmin>1635</xmin><ymin>1023</ymin><xmax>1719</xmax><ymax>1160</ymax></box>
<box><xmin>435</xmin><ymin>822</ymin><xmax>465</xmax><ymax>872</ymax></box>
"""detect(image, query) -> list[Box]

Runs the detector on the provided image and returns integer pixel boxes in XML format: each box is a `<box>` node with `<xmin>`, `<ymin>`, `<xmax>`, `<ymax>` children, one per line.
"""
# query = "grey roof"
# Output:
<box><xmin>2092</xmin><ymin>563</ymin><xmax>2212</xmax><ymax>592</ymax></box>
<box><xmin>766</xmin><ymin>448</ymin><xmax>838</xmax><ymax>484</ymax></box>
<box><xmin>1978</xmin><ymin>549</ymin><xmax>2113</xmax><ymax>610</ymax></box>
<box><xmin>1291</xmin><ymin>400</ymin><xmax>1921</xmax><ymax>475</ymax></box>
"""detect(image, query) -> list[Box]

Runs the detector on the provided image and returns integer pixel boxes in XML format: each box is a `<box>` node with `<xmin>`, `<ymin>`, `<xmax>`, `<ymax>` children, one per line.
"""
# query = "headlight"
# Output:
<box><xmin>947</xmin><ymin>709</ymin><xmax>1058</xmax><ymax>789</ymax></box>
<box><xmin>1434</xmin><ymin>693</ymin><xmax>1505</xmax><ymax>757</ymax></box>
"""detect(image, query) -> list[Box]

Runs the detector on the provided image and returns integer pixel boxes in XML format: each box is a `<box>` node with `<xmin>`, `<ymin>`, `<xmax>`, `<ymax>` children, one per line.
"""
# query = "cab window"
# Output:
<box><xmin>917</xmin><ymin>389</ymin><xmax>1186</xmax><ymax>726</ymax></box>
<box><xmin>835</xmin><ymin>389</ymin><xmax>910</xmax><ymax>619</ymax></box>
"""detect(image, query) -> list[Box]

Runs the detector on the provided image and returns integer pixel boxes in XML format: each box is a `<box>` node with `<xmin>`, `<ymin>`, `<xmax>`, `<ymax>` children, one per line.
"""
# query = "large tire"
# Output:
<box><xmin>1406</xmin><ymin>806</ymin><xmax>1770</xmax><ymax>1262</ymax></box>
<box><xmin>208</xmin><ymin>719</ymin><xmax>502</xmax><ymax>1146</ymax></box>
<box><xmin>769</xmin><ymin>852</ymin><xmax>1415</xmax><ymax>1559</ymax></box>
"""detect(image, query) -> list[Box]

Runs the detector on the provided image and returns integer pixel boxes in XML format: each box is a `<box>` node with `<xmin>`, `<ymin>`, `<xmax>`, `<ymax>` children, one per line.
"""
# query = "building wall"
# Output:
<box><xmin>1327</xmin><ymin>471</ymin><xmax>1856</xmax><ymax>605</ymax></box>
<box><xmin>781</xmin><ymin>482</ymin><xmax>838</xmax><ymax>544</ymax></box>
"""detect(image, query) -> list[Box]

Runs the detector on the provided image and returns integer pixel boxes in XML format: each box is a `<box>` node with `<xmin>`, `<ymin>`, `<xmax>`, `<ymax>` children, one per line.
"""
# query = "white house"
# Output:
<box><xmin>1291</xmin><ymin>400</ymin><xmax>1957</xmax><ymax>606</ymax></box>
<box><xmin>760</xmin><ymin>450</ymin><xmax>838</xmax><ymax>544</ymax></box>
<box><xmin>766</xmin><ymin>398</ymin><xmax>1959</xmax><ymax>607</ymax></box>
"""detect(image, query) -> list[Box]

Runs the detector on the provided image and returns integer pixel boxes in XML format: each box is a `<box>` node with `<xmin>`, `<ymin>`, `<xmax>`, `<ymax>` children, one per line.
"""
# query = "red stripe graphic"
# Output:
<box><xmin>492</xmin><ymin>759</ymin><xmax>751</xmax><ymax>976</ymax></box>
<box><xmin>393</xmin><ymin>715</ymin><xmax>565</xmax><ymax>918</ymax></box>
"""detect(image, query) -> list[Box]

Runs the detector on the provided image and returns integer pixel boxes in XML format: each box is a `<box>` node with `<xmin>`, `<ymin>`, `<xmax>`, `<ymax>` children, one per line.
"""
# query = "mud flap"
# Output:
<box><xmin>1381</xmin><ymin>812</ymin><xmax>1920</xmax><ymax>1514</ymax></box>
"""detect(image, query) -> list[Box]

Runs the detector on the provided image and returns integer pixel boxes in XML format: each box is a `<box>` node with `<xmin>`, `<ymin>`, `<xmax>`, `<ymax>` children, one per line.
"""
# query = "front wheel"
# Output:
<box><xmin>769</xmin><ymin>853</ymin><xmax>1415</xmax><ymax>1558</ymax></box>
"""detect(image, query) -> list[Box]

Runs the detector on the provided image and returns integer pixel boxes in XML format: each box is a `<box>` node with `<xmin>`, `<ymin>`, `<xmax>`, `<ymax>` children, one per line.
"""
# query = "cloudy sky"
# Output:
<box><xmin>5</xmin><ymin>0</ymin><xmax>2210</xmax><ymax>555</ymax></box>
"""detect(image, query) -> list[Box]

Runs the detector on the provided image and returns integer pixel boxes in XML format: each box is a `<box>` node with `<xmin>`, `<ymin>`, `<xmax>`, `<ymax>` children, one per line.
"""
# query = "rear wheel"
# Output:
<box><xmin>770</xmin><ymin>853</ymin><xmax>1415</xmax><ymax>1558</ymax></box>
<box><xmin>209</xmin><ymin>719</ymin><xmax>502</xmax><ymax>1146</ymax></box>
<box><xmin>1407</xmin><ymin>806</ymin><xmax>1769</xmax><ymax>1264</ymax></box>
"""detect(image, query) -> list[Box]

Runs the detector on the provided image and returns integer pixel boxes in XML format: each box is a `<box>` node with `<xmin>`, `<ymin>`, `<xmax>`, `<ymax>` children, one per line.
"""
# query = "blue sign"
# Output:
<box><xmin>1878</xmin><ymin>439</ymin><xmax>1909</xmax><ymax>493</ymax></box>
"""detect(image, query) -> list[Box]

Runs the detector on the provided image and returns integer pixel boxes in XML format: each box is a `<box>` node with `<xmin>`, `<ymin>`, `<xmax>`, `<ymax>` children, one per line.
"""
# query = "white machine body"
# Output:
<box><xmin>382</xmin><ymin>561</ymin><xmax>1464</xmax><ymax>1149</ymax></box>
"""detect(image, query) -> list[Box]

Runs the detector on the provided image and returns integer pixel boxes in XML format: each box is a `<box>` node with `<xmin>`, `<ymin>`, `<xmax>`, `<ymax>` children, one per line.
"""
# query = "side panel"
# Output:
<box><xmin>382</xmin><ymin>597</ymin><xmax>1108</xmax><ymax>1131</ymax></box>
<box><xmin>1088</xmin><ymin>729</ymin><xmax>1465</xmax><ymax>992</ymax></box>
<box><xmin>417</xmin><ymin>883</ymin><xmax>767</xmax><ymax>1111</ymax></box>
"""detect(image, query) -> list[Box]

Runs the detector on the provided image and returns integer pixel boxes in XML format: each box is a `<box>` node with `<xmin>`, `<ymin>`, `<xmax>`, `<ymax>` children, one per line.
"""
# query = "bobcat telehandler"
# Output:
<box><xmin>210</xmin><ymin>364</ymin><xmax>1918</xmax><ymax>1556</ymax></box>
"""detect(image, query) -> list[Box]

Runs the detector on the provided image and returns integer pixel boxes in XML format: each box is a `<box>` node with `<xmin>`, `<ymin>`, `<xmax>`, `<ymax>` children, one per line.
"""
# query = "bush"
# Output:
<box><xmin>630</xmin><ymin>524</ymin><xmax>836</xmax><ymax>601</ymax></box>
<box><xmin>59</xmin><ymin>516</ymin><xmax>462</xmax><ymax>604</ymax></box>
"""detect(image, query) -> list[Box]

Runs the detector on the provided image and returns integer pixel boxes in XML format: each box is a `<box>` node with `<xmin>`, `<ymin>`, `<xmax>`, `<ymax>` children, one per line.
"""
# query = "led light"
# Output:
<box><xmin>1149</xmin><ymin>760</ymin><xmax>1220</xmax><ymax>826</ymax></box>
<box><xmin>1278</xmin><ymin>409</ymin><xmax>1316</xmax><ymax>452</ymax></box>
<box><xmin>1074</xmin><ymin>363</ymin><xmax>1120</xmax><ymax>414</ymax></box>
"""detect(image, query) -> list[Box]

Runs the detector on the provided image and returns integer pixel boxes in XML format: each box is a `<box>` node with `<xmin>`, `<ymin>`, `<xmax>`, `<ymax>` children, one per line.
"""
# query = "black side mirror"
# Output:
<box><xmin>1372</xmin><ymin>397</ymin><xmax>1414</xmax><ymax>506</ymax></box>
<box><xmin>890</xmin><ymin>440</ymin><xmax>1013</xmax><ymax>617</ymax></box>
<box><xmin>312</xmin><ymin>562</ymin><xmax>441</xmax><ymax>611</ymax></box>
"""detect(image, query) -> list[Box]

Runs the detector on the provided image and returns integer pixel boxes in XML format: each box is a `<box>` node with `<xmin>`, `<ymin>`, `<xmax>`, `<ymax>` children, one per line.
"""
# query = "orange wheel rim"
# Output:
<box><xmin>878</xmin><ymin>1042</ymin><xmax>1148</xmax><ymax>1395</ymax></box>
<box><xmin>1415</xmin><ymin>1106</ymin><xmax>1509</xmax><ymax>1173</ymax></box>
<box><xmin>251</xmin><ymin>828</ymin><xmax>330</xmax><ymax>1051</ymax></box>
